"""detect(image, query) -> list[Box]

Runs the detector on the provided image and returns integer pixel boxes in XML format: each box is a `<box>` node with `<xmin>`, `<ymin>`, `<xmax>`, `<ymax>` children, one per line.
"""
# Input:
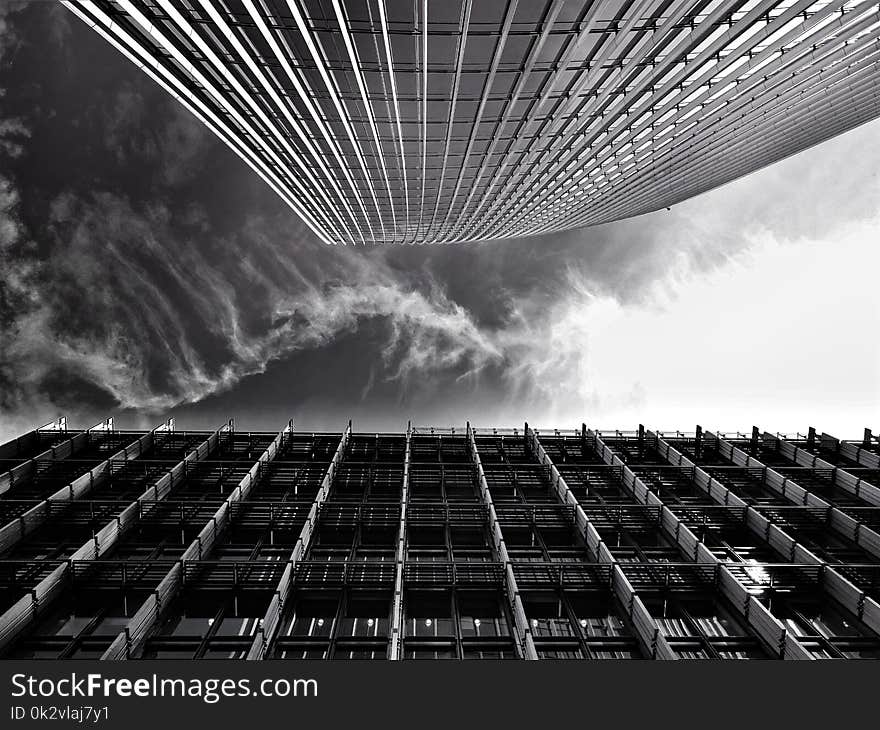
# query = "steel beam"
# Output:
<box><xmin>247</xmin><ymin>423</ymin><xmax>351</xmax><ymax>660</ymax></box>
<box><xmin>388</xmin><ymin>422</ymin><xmax>411</xmax><ymax>660</ymax></box>
<box><xmin>467</xmin><ymin>423</ymin><xmax>537</xmax><ymax>660</ymax></box>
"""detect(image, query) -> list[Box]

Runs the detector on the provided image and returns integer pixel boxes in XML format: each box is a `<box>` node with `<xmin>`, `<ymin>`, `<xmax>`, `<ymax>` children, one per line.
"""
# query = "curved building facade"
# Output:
<box><xmin>63</xmin><ymin>1</ymin><xmax>880</xmax><ymax>244</ymax></box>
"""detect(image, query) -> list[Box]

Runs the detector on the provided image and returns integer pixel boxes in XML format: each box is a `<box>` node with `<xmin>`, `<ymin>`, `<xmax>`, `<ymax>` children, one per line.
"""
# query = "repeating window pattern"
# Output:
<box><xmin>62</xmin><ymin>0</ymin><xmax>880</xmax><ymax>244</ymax></box>
<box><xmin>0</xmin><ymin>420</ymin><xmax>879</xmax><ymax>659</ymax></box>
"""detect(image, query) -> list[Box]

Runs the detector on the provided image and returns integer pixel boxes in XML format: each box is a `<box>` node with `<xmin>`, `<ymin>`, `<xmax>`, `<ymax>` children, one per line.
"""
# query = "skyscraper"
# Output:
<box><xmin>62</xmin><ymin>0</ymin><xmax>880</xmax><ymax>244</ymax></box>
<box><xmin>1</xmin><ymin>418</ymin><xmax>880</xmax><ymax>660</ymax></box>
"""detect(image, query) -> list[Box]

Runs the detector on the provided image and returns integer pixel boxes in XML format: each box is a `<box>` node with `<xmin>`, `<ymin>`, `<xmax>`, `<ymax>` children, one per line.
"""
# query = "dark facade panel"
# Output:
<box><xmin>0</xmin><ymin>419</ymin><xmax>879</xmax><ymax>660</ymax></box>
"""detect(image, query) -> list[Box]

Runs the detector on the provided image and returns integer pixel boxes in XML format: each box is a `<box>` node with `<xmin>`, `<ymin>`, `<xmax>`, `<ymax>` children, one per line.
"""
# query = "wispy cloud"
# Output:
<box><xmin>0</xmin><ymin>186</ymin><xmax>506</xmax><ymax>421</ymax></box>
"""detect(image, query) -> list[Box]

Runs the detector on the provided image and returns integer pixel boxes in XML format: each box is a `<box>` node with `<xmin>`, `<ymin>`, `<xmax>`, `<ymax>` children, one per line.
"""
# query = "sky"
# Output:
<box><xmin>0</xmin><ymin>2</ymin><xmax>878</xmax><ymax>440</ymax></box>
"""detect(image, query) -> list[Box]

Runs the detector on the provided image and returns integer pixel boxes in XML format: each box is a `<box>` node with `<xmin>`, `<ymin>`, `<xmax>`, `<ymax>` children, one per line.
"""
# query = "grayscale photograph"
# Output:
<box><xmin>0</xmin><ymin>2</ymin><xmax>878</xmax><ymax>721</ymax></box>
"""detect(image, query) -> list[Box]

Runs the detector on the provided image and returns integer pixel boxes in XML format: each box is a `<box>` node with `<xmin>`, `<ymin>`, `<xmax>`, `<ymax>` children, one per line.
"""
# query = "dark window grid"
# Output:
<box><xmin>742</xmin><ymin>508</ymin><xmax>879</xmax><ymax>571</ymax></box>
<box><xmin>481</xmin><ymin>465</ymin><xmax>557</xmax><ymax>503</ymax></box>
<box><xmin>191</xmin><ymin>461</ymin><xmax>334</xmax><ymax>559</ymax></box>
<box><xmin>502</xmin><ymin>521</ymin><xmax>588</xmax><ymax>562</ymax></box>
<box><xmin>767</xmin><ymin>466</ymin><xmax>864</xmax><ymax>507</ymax></box>
<box><xmin>661</xmin><ymin>438</ymin><xmax>732</xmax><ymax>467</ymax></box>
<box><xmin>505</xmin><ymin>433</ymin><xmax>671</xmax><ymax>652</ymax></box>
<box><xmin>273</xmin><ymin>434</ymin><xmax>343</xmax><ymax>461</ymax></box>
<box><xmin>405</xmin><ymin>520</ymin><xmax>453</xmax><ymax>561</ymax></box>
<box><xmin>626</xmin><ymin>475</ymin><xmax>836</xmax><ymax>564</ymax></box>
<box><xmin>327</xmin><ymin>463</ymin><xmax>403</xmax><ymax>500</ymax></box>
<box><xmin>407</xmin><ymin>463</ymin><xmax>480</xmax><ymax>501</ymax></box>
<box><xmin>6</xmin><ymin>599</ymin><xmax>126</xmax><ymax>660</ymax></box>
<box><xmin>523</xmin><ymin>588</ymin><xmax>643</xmax><ymax>659</ymax></box>
<box><xmin>642</xmin><ymin>592</ymin><xmax>772</xmax><ymax>660</ymax></box>
<box><xmin>14</xmin><ymin>587</ymin><xmax>269</xmax><ymax>660</ymax></box>
<box><xmin>696</xmin><ymin>561</ymin><xmax>880</xmax><ymax>656</ymax></box>
<box><xmin>275</xmin><ymin>588</ymin><xmax>393</xmax><ymax>659</ymax></box>
<box><xmin>556</xmin><ymin>464</ymin><xmax>632</xmax><ymax>503</ymax></box>
<box><xmin>473</xmin><ymin>435</ymin><xmax>536</xmax><ymax>464</ymax></box>
<box><xmin>258</xmin><ymin>462</ymin><xmax>331</xmax><ymax>499</ymax></box>
<box><xmin>0</xmin><ymin>495</ymin><xmax>219</xmax><ymax>558</ymax></box>
<box><xmin>768</xmin><ymin>436</ymin><xmax>864</xmax><ymax>471</ymax></box>
<box><xmin>592</xmin><ymin>434</ymin><xmax>668</xmax><ymax>466</ymax></box>
<box><xmin>134</xmin><ymin>432</ymin><xmax>225</xmax><ymax>462</ymax></box>
<box><xmin>699</xmin><ymin>465</ymin><xmax>790</xmax><ymax>506</ymax></box>
<box><xmin>685</xmin><ymin>462</ymin><xmax>880</xmax><ymax>567</ymax></box>
<box><xmin>7</xmin><ymin>429</ymin><xmax>142</xmax><ymax>467</ymax></box>
<box><xmin>0</xmin><ymin>445</ymin><xmax>162</xmax><ymax>502</ymax></box>
<box><xmin>309</xmin><ymin>505</ymin><xmax>399</xmax><ymax>559</ymax></box>
<box><xmin>577</xmin><ymin>441</ymin><xmax>876</xmax><ymax>642</ymax></box>
<box><xmin>0</xmin><ymin>428</ymin><xmax>83</xmax><ymax>465</ymax></box>
<box><xmin>404</xmin><ymin>506</ymin><xmax>492</xmax><ymax>563</ymax></box>
<box><xmin>205</xmin><ymin>432</ymin><xmax>278</xmax><ymax>462</ymax></box>
<box><xmin>342</xmin><ymin>435</ymin><xmax>407</xmax><ymax>463</ymax></box>
<box><xmin>407</xmin><ymin>436</ymin><xmax>471</xmax><ymax>463</ymax></box>
<box><xmin>545</xmin><ymin>460</ymin><xmax>682</xmax><ymax>561</ymax></box>
<box><xmin>0</xmin><ymin>457</ymin><xmax>243</xmax><ymax>617</ymax></box>
<box><xmin>531</xmin><ymin>434</ymin><xmax>604</xmax><ymax>466</ymax></box>
<box><xmin>628</xmin><ymin>465</ymin><xmax>713</xmax><ymax>505</ymax></box>
<box><xmin>401</xmin><ymin>588</ymin><xmax>514</xmax><ymax>658</ymax></box>
<box><xmin>769</xmin><ymin>596</ymin><xmax>880</xmax><ymax>659</ymax></box>
<box><xmin>405</xmin><ymin>501</ymin><xmax>487</xmax><ymax>525</ymax></box>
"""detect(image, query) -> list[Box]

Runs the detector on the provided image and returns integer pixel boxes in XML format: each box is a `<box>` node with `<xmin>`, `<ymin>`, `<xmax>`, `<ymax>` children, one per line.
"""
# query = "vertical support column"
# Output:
<box><xmin>0</xmin><ymin>419</ymin><xmax>175</xmax><ymax>553</ymax></box>
<box><xmin>467</xmin><ymin>423</ymin><xmax>537</xmax><ymax>660</ymax></box>
<box><xmin>0</xmin><ymin>420</ymin><xmax>231</xmax><ymax>656</ymax></box>
<box><xmin>527</xmin><ymin>426</ymin><xmax>676</xmax><ymax>660</ymax></box>
<box><xmin>103</xmin><ymin>420</ymin><xmax>294</xmax><ymax>660</ymax></box>
<box><xmin>806</xmin><ymin>427</ymin><xmax>817</xmax><ymax>451</ymax></box>
<box><xmin>388</xmin><ymin>422</ymin><xmax>411</xmax><ymax>659</ymax></box>
<box><xmin>247</xmin><ymin>422</ymin><xmax>352</xmax><ymax>660</ymax></box>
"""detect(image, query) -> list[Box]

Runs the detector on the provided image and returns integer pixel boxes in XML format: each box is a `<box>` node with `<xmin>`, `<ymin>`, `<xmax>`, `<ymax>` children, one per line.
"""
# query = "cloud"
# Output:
<box><xmin>505</xmin><ymin>214</ymin><xmax>880</xmax><ymax>434</ymax></box>
<box><xmin>2</xmin><ymin>117</ymin><xmax>879</xmax><ymax>437</ymax></box>
<box><xmin>0</xmin><ymin>185</ymin><xmax>507</xmax><ymax>427</ymax></box>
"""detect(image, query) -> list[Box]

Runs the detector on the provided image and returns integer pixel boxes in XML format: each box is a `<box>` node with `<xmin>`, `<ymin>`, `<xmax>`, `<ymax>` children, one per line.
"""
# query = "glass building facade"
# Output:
<box><xmin>1</xmin><ymin>417</ymin><xmax>879</xmax><ymax>660</ymax></box>
<box><xmin>62</xmin><ymin>0</ymin><xmax>880</xmax><ymax>244</ymax></box>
